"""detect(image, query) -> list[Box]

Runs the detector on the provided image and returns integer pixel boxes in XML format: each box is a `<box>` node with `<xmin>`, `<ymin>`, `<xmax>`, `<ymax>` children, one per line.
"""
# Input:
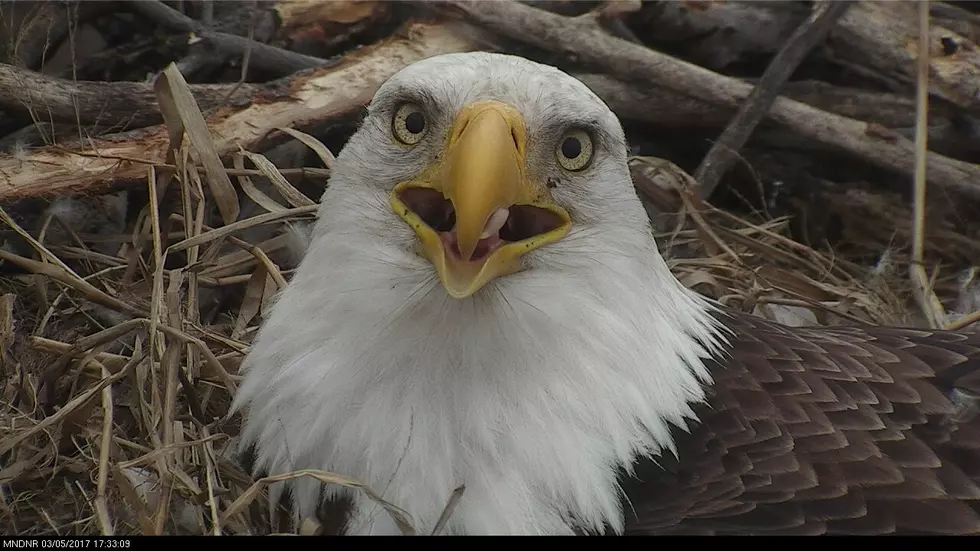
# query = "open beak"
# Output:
<box><xmin>390</xmin><ymin>100</ymin><xmax>571</xmax><ymax>298</ymax></box>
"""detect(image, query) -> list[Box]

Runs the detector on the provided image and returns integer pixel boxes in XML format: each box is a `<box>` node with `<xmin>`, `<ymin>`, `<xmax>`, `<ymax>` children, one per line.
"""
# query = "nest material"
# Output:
<box><xmin>1</xmin><ymin>0</ymin><xmax>980</xmax><ymax>537</ymax></box>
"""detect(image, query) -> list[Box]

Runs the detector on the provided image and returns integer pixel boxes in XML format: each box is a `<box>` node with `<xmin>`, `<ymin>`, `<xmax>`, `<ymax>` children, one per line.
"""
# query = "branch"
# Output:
<box><xmin>0</xmin><ymin>62</ymin><xmax>259</xmax><ymax>130</ymax></box>
<box><xmin>420</xmin><ymin>0</ymin><xmax>980</xmax><ymax>198</ymax></box>
<box><xmin>125</xmin><ymin>0</ymin><xmax>328</xmax><ymax>76</ymax></box>
<box><xmin>694</xmin><ymin>0</ymin><xmax>852</xmax><ymax>198</ymax></box>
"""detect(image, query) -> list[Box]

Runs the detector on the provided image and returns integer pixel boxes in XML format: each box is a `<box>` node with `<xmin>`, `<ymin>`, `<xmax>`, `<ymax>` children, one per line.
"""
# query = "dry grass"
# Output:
<box><xmin>0</xmin><ymin>61</ymin><xmax>410</xmax><ymax>536</ymax></box>
<box><xmin>1</xmin><ymin>49</ymin><xmax>979</xmax><ymax>535</ymax></box>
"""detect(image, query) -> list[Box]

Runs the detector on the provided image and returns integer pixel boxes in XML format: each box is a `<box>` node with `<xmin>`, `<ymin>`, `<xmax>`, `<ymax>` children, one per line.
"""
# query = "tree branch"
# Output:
<box><xmin>694</xmin><ymin>0</ymin><xmax>853</xmax><ymax>198</ymax></box>
<box><xmin>125</xmin><ymin>0</ymin><xmax>328</xmax><ymax>76</ymax></box>
<box><xmin>0</xmin><ymin>62</ymin><xmax>260</xmax><ymax>130</ymax></box>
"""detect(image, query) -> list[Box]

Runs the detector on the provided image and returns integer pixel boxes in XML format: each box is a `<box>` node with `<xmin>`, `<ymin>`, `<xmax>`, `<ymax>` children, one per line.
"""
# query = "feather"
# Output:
<box><xmin>877</xmin><ymin>436</ymin><xmax>942</xmax><ymax>469</ymax></box>
<box><xmin>889</xmin><ymin>500</ymin><xmax>980</xmax><ymax>534</ymax></box>
<box><xmin>826</xmin><ymin>506</ymin><xmax>896</xmax><ymax>535</ymax></box>
<box><xmin>620</xmin><ymin>306</ymin><xmax>980</xmax><ymax>535</ymax></box>
<box><xmin>801</xmin><ymin>491</ymin><xmax>868</xmax><ymax>521</ymax></box>
<box><xmin>934</xmin><ymin>462</ymin><xmax>980</xmax><ymax>499</ymax></box>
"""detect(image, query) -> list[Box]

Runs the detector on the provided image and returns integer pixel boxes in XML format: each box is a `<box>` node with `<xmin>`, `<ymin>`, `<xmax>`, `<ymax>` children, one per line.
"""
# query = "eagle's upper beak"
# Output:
<box><xmin>390</xmin><ymin>100</ymin><xmax>571</xmax><ymax>298</ymax></box>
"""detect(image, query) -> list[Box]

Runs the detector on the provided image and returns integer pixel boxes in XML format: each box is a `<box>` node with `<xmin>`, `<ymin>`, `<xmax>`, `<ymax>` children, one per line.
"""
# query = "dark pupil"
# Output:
<box><xmin>561</xmin><ymin>137</ymin><xmax>581</xmax><ymax>159</ymax></box>
<box><xmin>405</xmin><ymin>111</ymin><xmax>425</xmax><ymax>134</ymax></box>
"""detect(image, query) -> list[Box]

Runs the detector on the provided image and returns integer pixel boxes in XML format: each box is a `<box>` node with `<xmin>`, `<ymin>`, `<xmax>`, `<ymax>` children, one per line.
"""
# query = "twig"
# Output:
<box><xmin>201</xmin><ymin>0</ymin><xmax>214</xmax><ymax>25</ymax></box>
<box><xmin>125</xmin><ymin>0</ymin><xmax>327</xmax><ymax>76</ymax></box>
<box><xmin>431</xmin><ymin>485</ymin><xmax>466</xmax><ymax>536</ymax></box>
<box><xmin>201</xmin><ymin>426</ymin><xmax>222</xmax><ymax>536</ymax></box>
<box><xmin>152</xmin><ymin>323</ymin><xmax>237</xmax><ymax>393</ymax></box>
<box><xmin>570</xmin><ymin>74</ymin><xmax>943</xmax><ymax>135</ymax></box>
<box><xmin>155</xmin><ymin>64</ymin><xmax>241</xmax><ymax>225</ymax></box>
<box><xmin>694</xmin><ymin>1</ymin><xmax>853</xmax><ymax>198</ymax></box>
<box><xmin>947</xmin><ymin>309</ymin><xmax>980</xmax><ymax>331</ymax></box>
<box><xmin>95</xmin><ymin>364</ymin><xmax>115</xmax><ymax>535</ymax></box>
<box><xmin>29</xmin><ymin>336</ymin><xmax>128</xmax><ymax>372</ymax></box>
<box><xmin>418</xmin><ymin>0</ymin><xmax>980</xmax><ymax>198</ymax></box>
<box><xmin>0</xmin><ymin>249</ymin><xmax>144</xmax><ymax>317</ymax></box>
<box><xmin>909</xmin><ymin>0</ymin><xmax>948</xmax><ymax>329</ymax></box>
<box><xmin>0</xmin><ymin>62</ymin><xmax>259</xmax><ymax>128</ymax></box>
<box><xmin>116</xmin><ymin>435</ymin><xmax>227</xmax><ymax>471</ymax></box>
<box><xmin>0</xmin><ymin>351</ymin><xmax>144</xmax><ymax>456</ymax></box>
<box><xmin>167</xmin><ymin>205</ymin><xmax>318</xmax><ymax>253</ymax></box>
<box><xmin>222</xmin><ymin>0</ymin><xmax>257</xmax><ymax>105</ymax></box>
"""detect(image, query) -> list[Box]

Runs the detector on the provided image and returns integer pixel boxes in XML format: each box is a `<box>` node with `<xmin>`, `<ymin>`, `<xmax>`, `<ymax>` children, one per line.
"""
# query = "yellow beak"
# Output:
<box><xmin>390</xmin><ymin>100</ymin><xmax>571</xmax><ymax>298</ymax></box>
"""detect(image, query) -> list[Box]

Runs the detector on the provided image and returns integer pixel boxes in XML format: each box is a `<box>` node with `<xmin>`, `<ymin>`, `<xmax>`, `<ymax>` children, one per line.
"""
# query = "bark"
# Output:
<box><xmin>0</xmin><ymin>62</ymin><xmax>260</xmax><ymax>129</ymax></box>
<box><xmin>694</xmin><ymin>1</ymin><xmax>853</xmax><ymax>198</ymax></box>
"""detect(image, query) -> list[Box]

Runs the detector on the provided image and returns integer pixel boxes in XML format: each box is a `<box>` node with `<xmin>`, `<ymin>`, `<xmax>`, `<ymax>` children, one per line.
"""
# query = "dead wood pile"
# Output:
<box><xmin>0</xmin><ymin>0</ymin><xmax>979</xmax><ymax>536</ymax></box>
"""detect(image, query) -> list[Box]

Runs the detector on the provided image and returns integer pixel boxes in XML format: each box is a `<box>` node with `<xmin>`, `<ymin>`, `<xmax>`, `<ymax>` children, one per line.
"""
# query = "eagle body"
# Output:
<box><xmin>232</xmin><ymin>52</ymin><xmax>980</xmax><ymax>535</ymax></box>
<box><xmin>624</xmin><ymin>308</ymin><xmax>980</xmax><ymax>535</ymax></box>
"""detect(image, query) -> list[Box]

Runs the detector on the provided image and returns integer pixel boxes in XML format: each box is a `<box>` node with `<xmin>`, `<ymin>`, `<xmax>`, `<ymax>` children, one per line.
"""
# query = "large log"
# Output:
<box><xmin>0</xmin><ymin>62</ymin><xmax>260</xmax><ymax>130</ymax></box>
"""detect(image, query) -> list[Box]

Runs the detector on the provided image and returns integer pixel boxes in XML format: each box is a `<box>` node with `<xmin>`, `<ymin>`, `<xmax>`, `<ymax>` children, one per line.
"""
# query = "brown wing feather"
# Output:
<box><xmin>619</xmin><ymin>306</ymin><xmax>980</xmax><ymax>535</ymax></box>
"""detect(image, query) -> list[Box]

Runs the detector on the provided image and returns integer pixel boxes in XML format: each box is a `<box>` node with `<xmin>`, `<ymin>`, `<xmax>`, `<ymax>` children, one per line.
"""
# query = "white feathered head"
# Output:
<box><xmin>233</xmin><ymin>52</ymin><xmax>725</xmax><ymax>535</ymax></box>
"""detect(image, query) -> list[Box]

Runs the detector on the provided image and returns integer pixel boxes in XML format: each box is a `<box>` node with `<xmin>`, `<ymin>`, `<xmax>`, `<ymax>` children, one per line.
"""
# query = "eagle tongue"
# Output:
<box><xmin>447</xmin><ymin>207</ymin><xmax>510</xmax><ymax>261</ymax></box>
<box><xmin>446</xmin><ymin>208</ymin><xmax>508</xmax><ymax>262</ymax></box>
<box><xmin>480</xmin><ymin>208</ymin><xmax>510</xmax><ymax>239</ymax></box>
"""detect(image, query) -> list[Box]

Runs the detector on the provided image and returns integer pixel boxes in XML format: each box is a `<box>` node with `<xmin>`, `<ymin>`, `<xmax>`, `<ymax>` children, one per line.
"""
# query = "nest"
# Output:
<box><xmin>1</xmin><ymin>0</ymin><xmax>979</xmax><ymax>537</ymax></box>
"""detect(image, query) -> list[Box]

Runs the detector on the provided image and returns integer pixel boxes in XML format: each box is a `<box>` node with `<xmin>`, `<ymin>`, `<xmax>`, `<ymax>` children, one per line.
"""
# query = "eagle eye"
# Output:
<box><xmin>393</xmin><ymin>103</ymin><xmax>427</xmax><ymax>145</ymax></box>
<box><xmin>556</xmin><ymin>129</ymin><xmax>593</xmax><ymax>171</ymax></box>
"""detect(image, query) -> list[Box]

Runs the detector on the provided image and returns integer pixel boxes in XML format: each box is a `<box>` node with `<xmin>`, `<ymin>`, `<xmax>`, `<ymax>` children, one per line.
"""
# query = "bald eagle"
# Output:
<box><xmin>231</xmin><ymin>52</ymin><xmax>980</xmax><ymax>535</ymax></box>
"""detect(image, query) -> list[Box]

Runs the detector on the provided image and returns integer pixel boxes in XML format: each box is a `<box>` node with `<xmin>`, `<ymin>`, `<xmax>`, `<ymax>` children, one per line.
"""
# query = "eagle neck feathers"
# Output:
<box><xmin>233</xmin><ymin>182</ymin><xmax>730</xmax><ymax>535</ymax></box>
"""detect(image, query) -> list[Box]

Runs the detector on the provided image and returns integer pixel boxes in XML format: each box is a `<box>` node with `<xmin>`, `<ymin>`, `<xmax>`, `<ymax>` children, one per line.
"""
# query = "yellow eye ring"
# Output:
<box><xmin>392</xmin><ymin>103</ymin><xmax>427</xmax><ymax>145</ymax></box>
<box><xmin>556</xmin><ymin>129</ymin><xmax>593</xmax><ymax>171</ymax></box>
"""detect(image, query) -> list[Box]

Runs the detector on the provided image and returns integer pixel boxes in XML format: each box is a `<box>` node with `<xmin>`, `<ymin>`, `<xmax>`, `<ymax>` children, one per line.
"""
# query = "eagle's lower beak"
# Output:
<box><xmin>390</xmin><ymin>100</ymin><xmax>571</xmax><ymax>298</ymax></box>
